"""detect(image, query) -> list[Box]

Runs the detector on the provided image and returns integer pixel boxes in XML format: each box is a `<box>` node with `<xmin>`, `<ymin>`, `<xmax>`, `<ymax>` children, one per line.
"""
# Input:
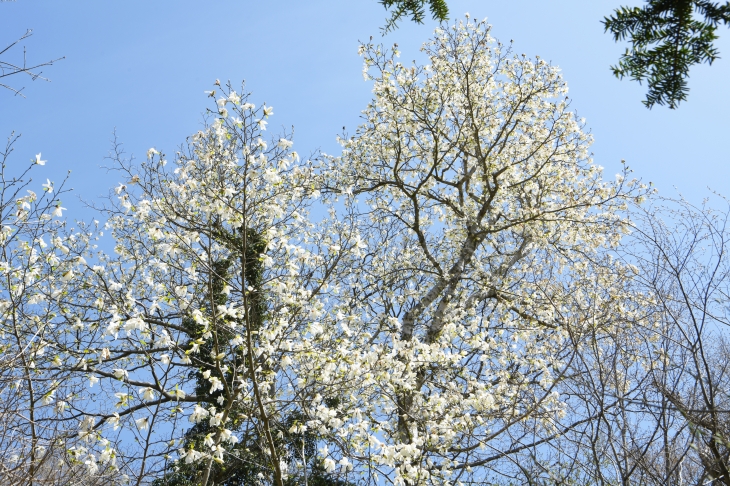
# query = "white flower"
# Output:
<box><xmin>52</xmin><ymin>206</ymin><xmax>66</xmax><ymax>218</ymax></box>
<box><xmin>106</xmin><ymin>321</ymin><xmax>119</xmax><ymax>339</ymax></box>
<box><xmin>160</xmin><ymin>354</ymin><xmax>171</xmax><ymax>365</ymax></box>
<box><xmin>84</xmin><ymin>455</ymin><xmax>99</xmax><ymax>475</ymax></box>
<box><xmin>123</xmin><ymin>316</ymin><xmax>146</xmax><ymax>333</ymax></box>
<box><xmin>112</xmin><ymin>368</ymin><xmax>128</xmax><ymax>381</ymax></box>
<box><xmin>99</xmin><ymin>447</ymin><xmax>115</xmax><ymax>465</ymax></box>
<box><xmin>174</xmin><ymin>285</ymin><xmax>188</xmax><ymax>298</ymax></box>
<box><xmin>309</xmin><ymin>322</ymin><xmax>323</xmax><ymax>336</ymax></box>
<box><xmin>209</xmin><ymin>377</ymin><xmax>223</xmax><ymax>394</ymax></box>
<box><xmin>155</xmin><ymin>330</ymin><xmax>174</xmax><ymax>348</ymax></box>
<box><xmin>277</xmin><ymin>138</ymin><xmax>293</xmax><ymax>149</ymax></box>
<box><xmin>107</xmin><ymin>412</ymin><xmax>120</xmax><ymax>430</ymax></box>
<box><xmin>135</xmin><ymin>417</ymin><xmax>149</xmax><ymax>430</ymax></box>
<box><xmin>323</xmin><ymin>457</ymin><xmax>336</xmax><ymax>473</ymax></box>
<box><xmin>42</xmin><ymin>179</ymin><xmax>53</xmax><ymax>193</ymax></box>
<box><xmin>220</xmin><ymin>429</ymin><xmax>238</xmax><ymax>444</ymax></box>
<box><xmin>41</xmin><ymin>390</ymin><xmax>56</xmax><ymax>406</ymax></box>
<box><xmin>263</xmin><ymin>105</ymin><xmax>274</xmax><ymax>117</ymax></box>
<box><xmin>257</xmin><ymin>119</ymin><xmax>268</xmax><ymax>130</ymax></box>
<box><xmin>209</xmin><ymin>412</ymin><xmax>223</xmax><ymax>427</ymax></box>
<box><xmin>189</xmin><ymin>405</ymin><xmax>209</xmax><ymax>424</ymax></box>
<box><xmin>55</xmin><ymin>400</ymin><xmax>68</xmax><ymax>414</ymax></box>
<box><xmin>147</xmin><ymin>148</ymin><xmax>159</xmax><ymax>159</ymax></box>
<box><xmin>263</xmin><ymin>168</ymin><xmax>281</xmax><ymax>184</ymax></box>
<box><xmin>140</xmin><ymin>387</ymin><xmax>156</xmax><ymax>401</ymax></box>
<box><xmin>114</xmin><ymin>392</ymin><xmax>130</xmax><ymax>407</ymax></box>
<box><xmin>182</xmin><ymin>448</ymin><xmax>202</xmax><ymax>464</ymax></box>
<box><xmin>35</xmin><ymin>153</ymin><xmax>46</xmax><ymax>165</ymax></box>
<box><xmin>89</xmin><ymin>375</ymin><xmax>99</xmax><ymax>388</ymax></box>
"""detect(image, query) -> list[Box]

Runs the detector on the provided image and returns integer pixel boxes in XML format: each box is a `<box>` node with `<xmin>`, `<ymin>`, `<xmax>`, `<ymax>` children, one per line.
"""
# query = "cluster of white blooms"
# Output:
<box><xmin>292</xmin><ymin>17</ymin><xmax>648</xmax><ymax>484</ymax></box>
<box><xmin>1</xmin><ymin>18</ymin><xmax>678</xmax><ymax>486</ymax></box>
<box><xmin>0</xmin><ymin>134</ymin><xmax>121</xmax><ymax>482</ymax></box>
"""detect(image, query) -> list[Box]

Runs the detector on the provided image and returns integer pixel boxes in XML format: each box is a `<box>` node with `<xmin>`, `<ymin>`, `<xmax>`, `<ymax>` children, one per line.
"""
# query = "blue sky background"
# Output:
<box><xmin>1</xmin><ymin>0</ymin><xmax>728</xmax><ymax>218</ymax></box>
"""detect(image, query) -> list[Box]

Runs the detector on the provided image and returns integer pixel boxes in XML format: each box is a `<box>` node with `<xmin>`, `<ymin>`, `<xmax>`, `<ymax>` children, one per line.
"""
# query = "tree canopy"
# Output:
<box><xmin>1</xmin><ymin>17</ymin><xmax>729</xmax><ymax>486</ymax></box>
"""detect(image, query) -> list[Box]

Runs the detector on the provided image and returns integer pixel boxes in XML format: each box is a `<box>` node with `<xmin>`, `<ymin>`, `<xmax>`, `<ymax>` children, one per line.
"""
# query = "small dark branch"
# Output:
<box><xmin>0</xmin><ymin>29</ymin><xmax>64</xmax><ymax>98</ymax></box>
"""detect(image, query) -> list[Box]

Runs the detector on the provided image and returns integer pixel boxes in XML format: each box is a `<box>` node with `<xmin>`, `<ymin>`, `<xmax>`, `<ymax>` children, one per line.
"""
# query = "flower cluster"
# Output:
<box><xmin>0</xmin><ymin>18</ymin><xmax>661</xmax><ymax>486</ymax></box>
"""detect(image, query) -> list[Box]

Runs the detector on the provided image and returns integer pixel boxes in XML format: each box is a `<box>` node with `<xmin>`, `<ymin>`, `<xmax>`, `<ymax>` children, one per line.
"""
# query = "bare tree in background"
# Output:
<box><xmin>1</xmin><ymin>29</ymin><xmax>63</xmax><ymax>98</ymax></box>
<box><xmin>553</xmin><ymin>197</ymin><xmax>730</xmax><ymax>485</ymax></box>
<box><xmin>499</xmin><ymin>197</ymin><xmax>730</xmax><ymax>485</ymax></box>
<box><xmin>627</xmin><ymin>197</ymin><xmax>730</xmax><ymax>485</ymax></box>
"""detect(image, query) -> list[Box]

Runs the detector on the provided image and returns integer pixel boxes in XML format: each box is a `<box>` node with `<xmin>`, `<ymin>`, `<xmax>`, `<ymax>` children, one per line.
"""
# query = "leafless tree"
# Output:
<box><xmin>626</xmin><ymin>197</ymin><xmax>730</xmax><ymax>485</ymax></box>
<box><xmin>492</xmin><ymin>197</ymin><xmax>730</xmax><ymax>485</ymax></box>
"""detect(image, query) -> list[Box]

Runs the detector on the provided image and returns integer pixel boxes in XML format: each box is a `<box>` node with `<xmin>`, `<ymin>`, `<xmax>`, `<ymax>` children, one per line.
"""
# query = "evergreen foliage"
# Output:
<box><xmin>378</xmin><ymin>0</ymin><xmax>730</xmax><ymax>108</ymax></box>
<box><xmin>603</xmin><ymin>0</ymin><xmax>730</xmax><ymax>108</ymax></box>
<box><xmin>378</xmin><ymin>0</ymin><xmax>449</xmax><ymax>33</ymax></box>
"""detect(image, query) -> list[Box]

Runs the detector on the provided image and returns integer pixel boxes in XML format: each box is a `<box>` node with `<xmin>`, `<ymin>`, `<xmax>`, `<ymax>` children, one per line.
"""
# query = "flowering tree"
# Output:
<box><xmin>0</xmin><ymin>134</ymin><xmax>115</xmax><ymax>485</ymax></box>
<box><xmin>305</xmin><ymin>17</ymin><xmax>647</xmax><ymax>484</ymax></box>
<box><xmin>1</xmin><ymin>18</ymin><xmax>664</xmax><ymax>486</ymax></box>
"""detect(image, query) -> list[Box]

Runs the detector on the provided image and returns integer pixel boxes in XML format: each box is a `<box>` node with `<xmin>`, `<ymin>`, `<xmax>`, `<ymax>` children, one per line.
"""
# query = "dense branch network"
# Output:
<box><xmin>0</xmin><ymin>16</ymin><xmax>729</xmax><ymax>486</ymax></box>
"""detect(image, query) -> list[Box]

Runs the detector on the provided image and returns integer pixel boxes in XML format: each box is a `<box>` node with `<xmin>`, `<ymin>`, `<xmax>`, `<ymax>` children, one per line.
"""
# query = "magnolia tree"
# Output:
<box><xmin>307</xmin><ymin>17</ymin><xmax>647</xmax><ymax>484</ymax></box>
<box><xmin>0</xmin><ymin>134</ymin><xmax>116</xmax><ymax>485</ymax></box>
<box><xmin>1</xmin><ymin>18</ymin><xmax>661</xmax><ymax>486</ymax></box>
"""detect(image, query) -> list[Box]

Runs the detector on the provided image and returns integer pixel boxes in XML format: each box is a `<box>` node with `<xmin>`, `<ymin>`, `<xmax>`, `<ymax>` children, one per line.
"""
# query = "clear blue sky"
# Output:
<box><xmin>2</xmin><ymin>0</ymin><xmax>728</xmax><ymax>217</ymax></box>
